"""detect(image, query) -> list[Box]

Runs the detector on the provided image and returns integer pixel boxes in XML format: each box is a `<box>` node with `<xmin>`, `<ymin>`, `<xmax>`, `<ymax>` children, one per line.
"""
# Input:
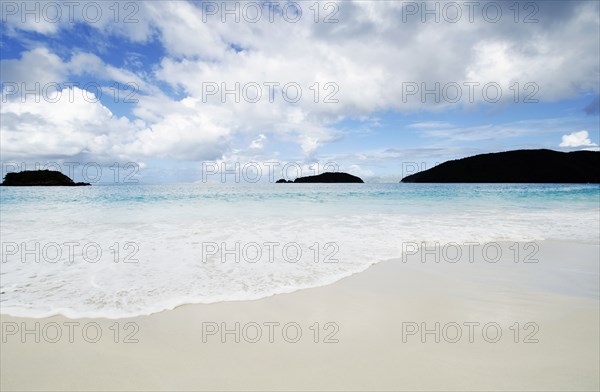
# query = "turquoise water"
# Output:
<box><xmin>2</xmin><ymin>182</ymin><xmax>598</xmax><ymax>212</ymax></box>
<box><xmin>1</xmin><ymin>183</ymin><xmax>598</xmax><ymax>318</ymax></box>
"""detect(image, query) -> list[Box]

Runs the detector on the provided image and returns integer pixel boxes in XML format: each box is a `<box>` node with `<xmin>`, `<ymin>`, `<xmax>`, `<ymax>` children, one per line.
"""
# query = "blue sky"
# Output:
<box><xmin>1</xmin><ymin>0</ymin><xmax>599</xmax><ymax>183</ymax></box>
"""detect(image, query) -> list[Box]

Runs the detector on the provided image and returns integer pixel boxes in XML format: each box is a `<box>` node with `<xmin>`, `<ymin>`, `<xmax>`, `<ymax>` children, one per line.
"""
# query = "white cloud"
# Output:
<box><xmin>416</xmin><ymin>119</ymin><xmax>597</xmax><ymax>144</ymax></box>
<box><xmin>1</xmin><ymin>1</ymin><xmax>599</xmax><ymax>166</ymax></box>
<box><xmin>68</xmin><ymin>52</ymin><xmax>148</xmax><ymax>90</ymax></box>
<box><xmin>249</xmin><ymin>134</ymin><xmax>267</xmax><ymax>150</ymax></box>
<box><xmin>409</xmin><ymin>122</ymin><xmax>454</xmax><ymax>129</ymax></box>
<box><xmin>559</xmin><ymin>130</ymin><xmax>598</xmax><ymax>148</ymax></box>
<box><xmin>123</xmin><ymin>107</ymin><xmax>231</xmax><ymax>161</ymax></box>
<box><xmin>143</xmin><ymin>1</ymin><xmax>228</xmax><ymax>59</ymax></box>
<box><xmin>0</xmin><ymin>87</ymin><xmax>233</xmax><ymax>162</ymax></box>
<box><xmin>1</xmin><ymin>1</ymin><xmax>156</xmax><ymax>43</ymax></box>
<box><xmin>0</xmin><ymin>47</ymin><xmax>66</xmax><ymax>87</ymax></box>
<box><xmin>347</xmin><ymin>164</ymin><xmax>374</xmax><ymax>178</ymax></box>
<box><xmin>0</xmin><ymin>87</ymin><xmax>141</xmax><ymax>160</ymax></box>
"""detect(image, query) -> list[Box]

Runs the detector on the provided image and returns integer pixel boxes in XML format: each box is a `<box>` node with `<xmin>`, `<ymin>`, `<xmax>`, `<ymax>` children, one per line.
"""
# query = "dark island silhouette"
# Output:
<box><xmin>401</xmin><ymin>149</ymin><xmax>599</xmax><ymax>183</ymax></box>
<box><xmin>277</xmin><ymin>172</ymin><xmax>364</xmax><ymax>183</ymax></box>
<box><xmin>1</xmin><ymin>170</ymin><xmax>91</xmax><ymax>186</ymax></box>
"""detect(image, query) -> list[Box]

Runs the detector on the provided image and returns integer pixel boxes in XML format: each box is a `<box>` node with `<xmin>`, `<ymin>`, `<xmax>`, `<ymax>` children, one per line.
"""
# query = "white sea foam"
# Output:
<box><xmin>1</xmin><ymin>184</ymin><xmax>598</xmax><ymax>318</ymax></box>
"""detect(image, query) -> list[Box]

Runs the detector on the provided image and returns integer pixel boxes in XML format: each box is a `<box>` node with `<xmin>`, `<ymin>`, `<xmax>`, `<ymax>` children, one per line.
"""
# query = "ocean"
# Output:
<box><xmin>1</xmin><ymin>183</ymin><xmax>598</xmax><ymax>318</ymax></box>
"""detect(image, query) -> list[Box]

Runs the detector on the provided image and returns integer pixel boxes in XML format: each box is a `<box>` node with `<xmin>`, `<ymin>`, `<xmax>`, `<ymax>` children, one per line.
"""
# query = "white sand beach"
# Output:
<box><xmin>1</xmin><ymin>241</ymin><xmax>598</xmax><ymax>391</ymax></box>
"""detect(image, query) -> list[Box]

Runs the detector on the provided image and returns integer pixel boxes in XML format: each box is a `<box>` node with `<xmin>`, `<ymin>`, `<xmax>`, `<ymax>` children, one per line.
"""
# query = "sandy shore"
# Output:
<box><xmin>1</xmin><ymin>241</ymin><xmax>599</xmax><ymax>391</ymax></box>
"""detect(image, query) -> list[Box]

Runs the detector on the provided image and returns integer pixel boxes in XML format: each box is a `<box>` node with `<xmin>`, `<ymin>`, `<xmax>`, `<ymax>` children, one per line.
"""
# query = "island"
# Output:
<box><xmin>276</xmin><ymin>172</ymin><xmax>364</xmax><ymax>183</ymax></box>
<box><xmin>401</xmin><ymin>149</ymin><xmax>600</xmax><ymax>183</ymax></box>
<box><xmin>1</xmin><ymin>170</ymin><xmax>91</xmax><ymax>186</ymax></box>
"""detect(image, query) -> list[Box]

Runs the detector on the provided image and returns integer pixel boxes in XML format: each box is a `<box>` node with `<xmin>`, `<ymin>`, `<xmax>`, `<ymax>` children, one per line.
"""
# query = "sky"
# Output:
<box><xmin>1</xmin><ymin>0</ymin><xmax>599</xmax><ymax>183</ymax></box>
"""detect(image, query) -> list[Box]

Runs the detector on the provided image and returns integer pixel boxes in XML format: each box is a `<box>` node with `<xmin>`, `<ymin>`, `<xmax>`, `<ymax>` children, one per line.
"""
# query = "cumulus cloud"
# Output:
<box><xmin>559</xmin><ymin>130</ymin><xmax>598</xmax><ymax>148</ymax></box>
<box><xmin>1</xmin><ymin>0</ymin><xmax>599</xmax><ymax>166</ymax></box>
<box><xmin>0</xmin><ymin>86</ymin><xmax>235</xmax><ymax>163</ymax></box>
<box><xmin>0</xmin><ymin>87</ymin><xmax>141</xmax><ymax>160</ymax></box>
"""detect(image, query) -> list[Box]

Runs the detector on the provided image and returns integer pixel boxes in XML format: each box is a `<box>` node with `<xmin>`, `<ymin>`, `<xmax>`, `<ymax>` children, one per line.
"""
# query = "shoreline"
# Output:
<box><xmin>1</xmin><ymin>240</ymin><xmax>599</xmax><ymax>391</ymax></box>
<box><xmin>3</xmin><ymin>238</ymin><xmax>598</xmax><ymax>320</ymax></box>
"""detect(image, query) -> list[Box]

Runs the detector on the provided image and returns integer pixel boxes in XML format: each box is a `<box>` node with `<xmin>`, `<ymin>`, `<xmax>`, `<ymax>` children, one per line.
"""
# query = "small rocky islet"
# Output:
<box><xmin>0</xmin><ymin>170</ymin><xmax>91</xmax><ymax>186</ymax></box>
